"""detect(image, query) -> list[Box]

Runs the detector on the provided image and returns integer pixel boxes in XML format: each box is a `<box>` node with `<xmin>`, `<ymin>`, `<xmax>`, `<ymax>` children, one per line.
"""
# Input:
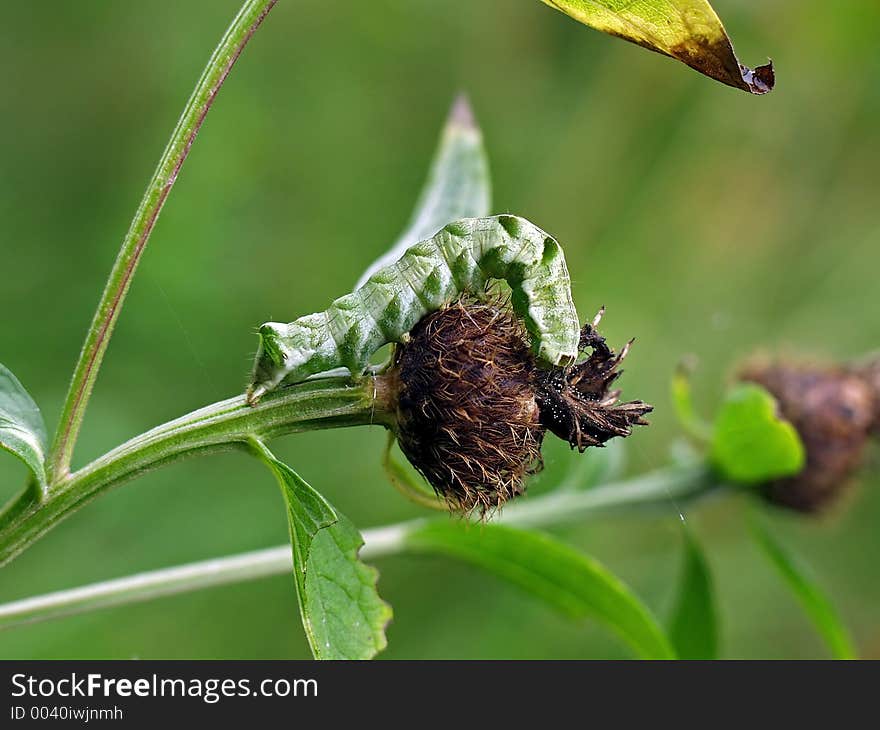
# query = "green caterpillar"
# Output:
<box><xmin>246</xmin><ymin>215</ymin><xmax>580</xmax><ymax>404</ymax></box>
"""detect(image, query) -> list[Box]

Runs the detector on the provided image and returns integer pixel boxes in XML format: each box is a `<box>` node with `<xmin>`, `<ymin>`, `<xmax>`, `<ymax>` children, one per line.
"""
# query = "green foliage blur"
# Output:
<box><xmin>1</xmin><ymin>0</ymin><xmax>878</xmax><ymax>659</ymax></box>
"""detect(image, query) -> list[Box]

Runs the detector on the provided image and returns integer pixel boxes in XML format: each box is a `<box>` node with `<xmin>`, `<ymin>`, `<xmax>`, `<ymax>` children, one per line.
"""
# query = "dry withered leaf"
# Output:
<box><xmin>541</xmin><ymin>0</ymin><xmax>775</xmax><ymax>94</ymax></box>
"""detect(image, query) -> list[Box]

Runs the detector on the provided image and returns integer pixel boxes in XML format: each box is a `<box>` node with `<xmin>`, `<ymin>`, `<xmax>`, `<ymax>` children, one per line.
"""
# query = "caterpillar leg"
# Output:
<box><xmin>245</xmin><ymin>385</ymin><xmax>265</xmax><ymax>406</ymax></box>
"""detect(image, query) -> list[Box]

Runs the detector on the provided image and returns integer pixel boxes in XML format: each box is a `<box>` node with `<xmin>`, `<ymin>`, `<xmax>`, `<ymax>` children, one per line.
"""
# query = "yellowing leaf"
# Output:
<box><xmin>541</xmin><ymin>0</ymin><xmax>775</xmax><ymax>94</ymax></box>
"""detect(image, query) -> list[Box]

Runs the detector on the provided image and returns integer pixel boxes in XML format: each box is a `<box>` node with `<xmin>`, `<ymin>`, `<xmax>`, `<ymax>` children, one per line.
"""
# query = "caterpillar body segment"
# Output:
<box><xmin>246</xmin><ymin>215</ymin><xmax>580</xmax><ymax>404</ymax></box>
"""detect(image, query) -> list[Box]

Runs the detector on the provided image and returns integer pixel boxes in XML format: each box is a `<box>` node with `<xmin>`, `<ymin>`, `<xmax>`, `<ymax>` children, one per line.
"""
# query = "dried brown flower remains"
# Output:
<box><xmin>740</xmin><ymin>358</ymin><xmax>880</xmax><ymax>512</ymax></box>
<box><xmin>391</xmin><ymin>298</ymin><xmax>651</xmax><ymax>513</ymax></box>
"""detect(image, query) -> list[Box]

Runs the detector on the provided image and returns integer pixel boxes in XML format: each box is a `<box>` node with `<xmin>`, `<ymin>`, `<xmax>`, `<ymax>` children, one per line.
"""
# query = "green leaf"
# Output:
<box><xmin>670</xmin><ymin>362</ymin><xmax>712</xmax><ymax>443</ymax></box>
<box><xmin>710</xmin><ymin>383</ymin><xmax>805</xmax><ymax>484</ymax></box>
<box><xmin>750</xmin><ymin>514</ymin><xmax>856</xmax><ymax>660</ymax></box>
<box><xmin>540</xmin><ymin>0</ymin><xmax>775</xmax><ymax>94</ymax></box>
<box><xmin>253</xmin><ymin>441</ymin><xmax>391</xmax><ymax>659</ymax></box>
<box><xmin>0</xmin><ymin>362</ymin><xmax>48</xmax><ymax>490</ymax></box>
<box><xmin>668</xmin><ymin>530</ymin><xmax>717</xmax><ymax>659</ymax></box>
<box><xmin>406</xmin><ymin>521</ymin><xmax>675</xmax><ymax>659</ymax></box>
<box><xmin>355</xmin><ymin>94</ymin><xmax>491</xmax><ymax>288</ymax></box>
<box><xmin>303</xmin><ymin>513</ymin><xmax>393</xmax><ymax>660</ymax></box>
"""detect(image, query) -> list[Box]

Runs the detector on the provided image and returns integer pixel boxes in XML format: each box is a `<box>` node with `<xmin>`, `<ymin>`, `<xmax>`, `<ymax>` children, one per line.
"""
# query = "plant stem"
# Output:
<box><xmin>0</xmin><ymin>463</ymin><xmax>717</xmax><ymax>629</ymax></box>
<box><xmin>47</xmin><ymin>0</ymin><xmax>278</xmax><ymax>484</ymax></box>
<box><xmin>0</xmin><ymin>375</ymin><xmax>390</xmax><ymax>567</ymax></box>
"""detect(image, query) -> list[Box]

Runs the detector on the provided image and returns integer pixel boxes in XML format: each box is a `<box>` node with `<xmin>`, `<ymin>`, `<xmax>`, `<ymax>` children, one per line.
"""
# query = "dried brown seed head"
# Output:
<box><xmin>740</xmin><ymin>359</ymin><xmax>877</xmax><ymax>513</ymax></box>
<box><xmin>391</xmin><ymin>298</ymin><xmax>651</xmax><ymax>514</ymax></box>
<box><xmin>536</xmin><ymin>309</ymin><xmax>652</xmax><ymax>452</ymax></box>
<box><xmin>392</xmin><ymin>299</ymin><xmax>543</xmax><ymax>514</ymax></box>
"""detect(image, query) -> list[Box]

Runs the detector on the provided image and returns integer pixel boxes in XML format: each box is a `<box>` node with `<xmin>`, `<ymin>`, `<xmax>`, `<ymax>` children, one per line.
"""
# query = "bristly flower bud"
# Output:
<box><xmin>390</xmin><ymin>298</ymin><xmax>651</xmax><ymax>513</ymax></box>
<box><xmin>739</xmin><ymin>358</ymin><xmax>879</xmax><ymax>513</ymax></box>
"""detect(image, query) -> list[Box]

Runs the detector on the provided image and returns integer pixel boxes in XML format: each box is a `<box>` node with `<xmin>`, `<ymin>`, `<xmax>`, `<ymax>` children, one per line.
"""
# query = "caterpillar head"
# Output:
<box><xmin>247</xmin><ymin>317</ymin><xmax>332</xmax><ymax>405</ymax></box>
<box><xmin>246</xmin><ymin>322</ymin><xmax>290</xmax><ymax>404</ymax></box>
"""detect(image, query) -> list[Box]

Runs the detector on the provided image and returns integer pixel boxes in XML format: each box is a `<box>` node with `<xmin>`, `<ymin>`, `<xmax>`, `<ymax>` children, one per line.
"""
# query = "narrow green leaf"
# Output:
<box><xmin>668</xmin><ymin>530</ymin><xmax>717</xmax><ymax>659</ymax></box>
<box><xmin>355</xmin><ymin>94</ymin><xmax>491</xmax><ymax>288</ymax></box>
<box><xmin>540</xmin><ymin>0</ymin><xmax>775</xmax><ymax>94</ymax></box>
<box><xmin>670</xmin><ymin>362</ymin><xmax>712</xmax><ymax>443</ymax></box>
<box><xmin>407</xmin><ymin>521</ymin><xmax>675</xmax><ymax>659</ymax></box>
<box><xmin>0</xmin><ymin>362</ymin><xmax>48</xmax><ymax>490</ymax></box>
<box><xmin>253</xmin><ymin>442</ymin><xmax>391</xmax><ymax>659</ymax></box>
<box><xmin>751</xmin><ymin>515</ymin><xmax>856</xmax><ymax>660</ymax></box>
<box><xmin>710</xmin><ymin>383</ymin><xmax>805</xmax><ymax>485</ymax></box>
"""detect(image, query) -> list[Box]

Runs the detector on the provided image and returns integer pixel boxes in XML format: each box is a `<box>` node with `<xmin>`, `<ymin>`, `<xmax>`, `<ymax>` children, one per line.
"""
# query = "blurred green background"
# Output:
<box><xmin>1</xmin><ymin>0</ymin><xmax>878</xmax><ymax>659</ymax></box>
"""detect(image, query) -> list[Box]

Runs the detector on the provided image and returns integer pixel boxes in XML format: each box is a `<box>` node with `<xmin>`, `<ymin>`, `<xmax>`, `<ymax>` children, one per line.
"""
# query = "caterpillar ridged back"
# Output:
<box><xmin>246</xmin><ymin>215</ymin><xmax>580</xmax><ymax>403</ymax></box>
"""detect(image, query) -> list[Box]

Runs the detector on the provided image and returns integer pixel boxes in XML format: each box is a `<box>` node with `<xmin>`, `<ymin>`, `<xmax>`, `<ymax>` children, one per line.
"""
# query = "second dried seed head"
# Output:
<box><xmin>739</xmin><ymin>357</ymin><xmax>880</xmax><ymax>512</ymax></box>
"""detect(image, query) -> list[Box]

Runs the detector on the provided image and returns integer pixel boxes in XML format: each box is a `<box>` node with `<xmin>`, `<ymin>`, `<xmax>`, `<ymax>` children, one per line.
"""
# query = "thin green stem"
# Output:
<box><xmin>382</xmin><ymin>433</ymin><xmax>448</xmax><ymax>511</ymax></box>
<box><xmin>0</xmin><ymin>463</ymin><xmax>718</xmax><ymax>629</ymax></box>
<box><xmin>47</xmin><ymin>0</ymin><xmax>278</xmax><ymax>484</ymax></box>
<box><xmin>1</xmin><ymin>375</ymin><xmax>389</xmax><ymax>567</ymax></box>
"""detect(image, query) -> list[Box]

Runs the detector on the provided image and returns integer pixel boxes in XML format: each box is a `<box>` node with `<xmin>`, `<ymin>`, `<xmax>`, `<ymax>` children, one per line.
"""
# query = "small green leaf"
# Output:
<box><xmin>751</xmin><ymin>514</ymin><xmax>856</xmax><ymax>660</ymax></box>
<box><xmin>710</xmin><ymin>383</ymin><xmax>805</xmax><ymax>484</ymax></box>
<box><xmin>272</xmin><ymin>458</ymin><xmax>337</xmax><ymax>579</ymax></box>
<box><xmin>540</xmin><ymin>0</ymin><xmax>775</xmax><ymax>94</ymax></box>
<box><xmin>0</xmin><ymin>362</ymin><xmax>48</xmax><ymax>490</ymax></box>
<box><xmin>253</xmin><ymin>441</ymin><xmax>391</xmax><ymax>660</ymax></box>
<box><xmin>407</xmin><ymin>521</ymin><xmax>675</xmax><ymax>659</ymax></box>
<box><xmin>303</xmin><ymin>513</ymin><xmax>393</xmax><ymax>660</ymax></box>
<box><xmin>668</xmin><ymin>530</ymin><xmax>717</xmax><ymax>659</ymax></box>
<box><xmin>355</xmin><ymin>94</ymin><xmax>491</xmax><ymax>288</ymax></box>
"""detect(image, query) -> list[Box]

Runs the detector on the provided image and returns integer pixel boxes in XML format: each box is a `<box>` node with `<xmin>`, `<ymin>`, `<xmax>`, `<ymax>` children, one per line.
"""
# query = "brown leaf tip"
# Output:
<box><xmin>669</xmin><ymin>35</ymin><xmax>775</xmax><ymax>95</ymax></box>
<box><xmin>741</xmin><ymin>59</ymin><xmax>775</xmax><ymax>95</ymax></box>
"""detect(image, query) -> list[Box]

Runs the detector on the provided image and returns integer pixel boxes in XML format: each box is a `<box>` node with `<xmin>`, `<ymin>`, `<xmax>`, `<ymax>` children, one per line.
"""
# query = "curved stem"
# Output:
<box><xmin>1</xmin><ymin>375</ymin><xmax>391</xmax><ymax>567</ymax></box>
<box><xmin>47</xmin><ymin>0</ymin><xmax>278</xmax><ymax>483</ymax></box>
<box><xmin>382</xmin><ymin>433</ymin><xmax>448</xmax><ymax>511</ymax></box>
<box><xmin>0</xmin><ymin>463</ymin><xmax>718</xmax><ymax>629</ymax></box>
